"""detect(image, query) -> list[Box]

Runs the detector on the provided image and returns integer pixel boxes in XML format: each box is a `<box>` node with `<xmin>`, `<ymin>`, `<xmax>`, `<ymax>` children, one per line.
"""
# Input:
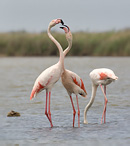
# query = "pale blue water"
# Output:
<box><xmin>0</xmin><ymin>57</ymin><xmax>130</xmax><ymax>145</ymax></box>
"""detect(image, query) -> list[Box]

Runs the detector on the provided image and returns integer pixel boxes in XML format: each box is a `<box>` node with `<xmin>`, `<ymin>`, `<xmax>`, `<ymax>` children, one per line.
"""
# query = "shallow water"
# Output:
<box><xmin>0</xmin><ymin>57</ymin><xmax>130</xmax><ymax>145</ymax></box>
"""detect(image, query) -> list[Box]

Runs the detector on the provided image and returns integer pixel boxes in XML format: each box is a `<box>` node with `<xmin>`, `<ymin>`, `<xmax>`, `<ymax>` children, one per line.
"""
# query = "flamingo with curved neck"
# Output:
<box><xmin>60</xmin><ymin>25</ymin><xmax>87</xmax><ymax>127</ymax></box>
<box><xmin>48</xmin><ymin>19</ymin><xmax>64</xmax><ymax>65</ymax></box>
<box><xmin>84</xmin><ymin>68</ymin><xmax>118</xmax><ymax>124</ymax></box>
<box><xmin>30</xmin><ymin>19</ymin><xmax>64</xmax><ymax>127</ymax></box>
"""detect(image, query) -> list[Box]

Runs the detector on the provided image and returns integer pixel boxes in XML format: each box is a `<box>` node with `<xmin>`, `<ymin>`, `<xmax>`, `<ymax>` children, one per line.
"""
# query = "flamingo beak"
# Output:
<box><xmin>60</xmin><ymin>26</ymin><xmax>64</xmax><ymax>29</ymax></box>
<box><xmin>115</xmin><ymin>76</ymin><xmax>118</xmax><ymax>80</ymax></box>
<box><xmin>60</xmin><ymin>19</ymin><xmax>64</xmax><ymax>25</ymax></box>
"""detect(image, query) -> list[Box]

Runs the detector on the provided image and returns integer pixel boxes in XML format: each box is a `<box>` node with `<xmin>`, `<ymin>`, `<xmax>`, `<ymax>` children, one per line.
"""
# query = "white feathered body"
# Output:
<box><xmin>30</xmin><ymin>62</ymin><xmax>63</xmax><ymax>99</ymax></box>
<box><xmin>90</xmin><ymin>68</ymin><xmax>118</xmax><ymax>86</ymax></box>
<box><xmin>61</xmin><ymin>69</ymin><xmax>87</xmax><ymax>97</ymax></box>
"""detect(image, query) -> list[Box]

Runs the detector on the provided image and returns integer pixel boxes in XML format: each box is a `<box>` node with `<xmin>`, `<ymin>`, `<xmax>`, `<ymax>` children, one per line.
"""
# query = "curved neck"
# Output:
<box><xmin>47</xmin><ymin>26</ymin><xmax>64</xmax><ymax>65</ymax></box>
<box><xmin>84</xmin><ymin>83</ymin><xmax>98</xmax><ymax>124</ymax></box>
<box><xmin>63</xmin><ymin>38</ymin><xmax>72</xmax><ymax>57</ymax></box>
<box><xmin>63</xmin><ymin>34</ymin><xmax>72</xmax><ymax>70</ymax></box>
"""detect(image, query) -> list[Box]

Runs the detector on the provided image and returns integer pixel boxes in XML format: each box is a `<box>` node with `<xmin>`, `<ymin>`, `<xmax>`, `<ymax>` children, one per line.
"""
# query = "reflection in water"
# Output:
<box><xmin>0</xmin><ymin>57</ymin><xmax>130</xmax><ymax>145</ymax></box>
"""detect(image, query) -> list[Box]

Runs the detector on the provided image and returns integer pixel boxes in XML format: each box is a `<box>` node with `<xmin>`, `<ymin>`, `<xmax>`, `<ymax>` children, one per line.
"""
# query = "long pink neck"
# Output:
<box><xmin>84</xmin><ymin>83</ymin><xmax>98</xmax><ymax>124</ymax></box>
<box><xmin>63</xmin><ymin>34</ymin><xmax>72</xmax><ymax>71</ymax></box>
<box><xmin>47</xmin><ymin>26</ymin><xmax>64</xmax><ymax>66</ymax></box>
<box><xmin>63</xmin><ymin>40</ymin><xmax>72</xmax><ymax>57</ymax></box>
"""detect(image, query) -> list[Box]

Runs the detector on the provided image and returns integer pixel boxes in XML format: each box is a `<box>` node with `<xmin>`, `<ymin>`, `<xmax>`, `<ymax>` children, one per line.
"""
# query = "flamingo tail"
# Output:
<box><xmin>30</xmin><ymin>89</ymin><xmax>37</xmax><ymax>100</ymax></box>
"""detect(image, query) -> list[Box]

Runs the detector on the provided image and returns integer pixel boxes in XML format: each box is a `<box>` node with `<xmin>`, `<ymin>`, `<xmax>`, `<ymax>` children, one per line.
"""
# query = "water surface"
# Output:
<box><xmin>0</xmin><ymin>57</ymin><xmax>130</xmax><ymax>145</ymax></box>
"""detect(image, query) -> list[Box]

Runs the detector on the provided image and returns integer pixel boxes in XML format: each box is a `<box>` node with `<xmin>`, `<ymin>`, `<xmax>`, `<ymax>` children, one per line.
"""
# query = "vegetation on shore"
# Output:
<box><xmin>0</xmin><ymin>29</ymin><xmax>130</xmax><ymax>56</ymax></box>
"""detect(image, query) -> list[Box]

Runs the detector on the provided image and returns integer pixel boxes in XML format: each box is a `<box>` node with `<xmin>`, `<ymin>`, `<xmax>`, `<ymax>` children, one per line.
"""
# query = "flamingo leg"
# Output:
<box><xmin>45</xmin><ymin>91</ymin><xmax>53</xmax><ymax>127</ymax></box>
<box><xmin>70</xmin><ymin>95</ymin><xmax>76</xmax><ymax>127</ymax></box>
<box><xmin>45</xmin><ymin>91</ymin><xmax>49</xmax><ymax>120</ymax></box>
<box><xmin>48</xmin><ymin>91</ymin><xmax>53</xmax><ymax>127</ymax></box>
<box><xmin>100</xmin><ymin>85</ymin><xmax>108</xmax><ymax>124</ymax></box>
<box><xmin>104</xmin><ymin>86</ymin><xmax>107</xmax><ymax>123</ymax></box>
<box><xmin>76</xmin><ymin>95</ymin><xmax>80</xmax><ymax>127</ymax></box>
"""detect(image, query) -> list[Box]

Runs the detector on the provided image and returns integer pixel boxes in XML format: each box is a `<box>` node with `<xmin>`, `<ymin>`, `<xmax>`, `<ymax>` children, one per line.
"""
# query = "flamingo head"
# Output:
<box><xmin>60</xmin><ymin>25</ymin><xmax>72</xmax><ymax>42</ymax></box>
<box><xmin>49</xmin><ymin>19</ymin><xmax>64</xmax><ymax>28</ymax></box>
<box><xmin>60</xmin><ymin>25</ymin><xmax>70</xmax><ymax>33</ymax></box>
<box><xmin>113</xmin><ymin>75</ymin><xmax>118</xmax><ymax>80</ymax></box>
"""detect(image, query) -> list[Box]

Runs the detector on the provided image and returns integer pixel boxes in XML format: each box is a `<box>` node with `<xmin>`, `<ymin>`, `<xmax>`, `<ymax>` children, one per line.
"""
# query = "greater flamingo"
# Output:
<box><xmin>30</xmin><ymin>19</ymin><xmax>64</xmax><ymax>127</ymax></box>
<box><xmin>84</xmin><ymin>68</ymin><xmax>118</xmax><ymax>124</ymax></box>
<box><xmin>60</xmin><ymin>25</ymin><xmax>87</xmax><ymax>127</ymax></box>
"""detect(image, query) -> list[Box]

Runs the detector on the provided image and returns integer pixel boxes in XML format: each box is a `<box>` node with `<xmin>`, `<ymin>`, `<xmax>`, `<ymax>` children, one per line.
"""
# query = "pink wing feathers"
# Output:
<box><xmin>30</xmin><ymin>75</ymin><xmax>53</xmax><ymax>100</ymax></box>
<box><xmin>30</xmin><ymin>62</ymin><xmax>61</xmax><ymax>100</ymax></box>
<box><xmin>72</xmin><ymin>74</ymin><xmax>87</xmax><ymax>97</ymax></box>
<box><xmin>30</xmin><ymin>82</ymin><xmax>44</xmax><ymax>100</ymax></box>
<box><xmin>99</xmin><ymin>70</ymin><xmax>118</xmax><ymax>80</ymax></box>
<box><xmin>99</xmin><ymin>72</ymin><xmax>108</xmax><ymax>80</ymax></box>
<box><xmin>90</xmin><ymin>68</ymin><xmax>118</xmax><ymax>81</ymax></box>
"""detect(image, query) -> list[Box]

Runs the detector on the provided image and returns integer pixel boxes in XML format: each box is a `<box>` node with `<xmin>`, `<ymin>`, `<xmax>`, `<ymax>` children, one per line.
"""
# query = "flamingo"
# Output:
<box><xmin>84</xmin><ymin>68</ymin><xmax>118</xmax><ymax>124</ymax></box>
<box><xmin>30</xmin><ymin>19</ymin><xmax>64</xmax><ymax>127</ymax></box>
<box><xmin>60</xmin><ymin>25</ymin><xmax>87</xmax><ymax>127</ymax></box>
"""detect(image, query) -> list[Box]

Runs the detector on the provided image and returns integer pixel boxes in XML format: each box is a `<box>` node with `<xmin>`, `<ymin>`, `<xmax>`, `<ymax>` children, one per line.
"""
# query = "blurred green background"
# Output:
<box><xmin>0</xmin><ymin>0</ymin><xmax>130</xmax><ymax>56</ymax></box>
<box><xmin>0</xmin><ymin>29</ymin><xmax>130</xmax><ymax>56</ymax></box>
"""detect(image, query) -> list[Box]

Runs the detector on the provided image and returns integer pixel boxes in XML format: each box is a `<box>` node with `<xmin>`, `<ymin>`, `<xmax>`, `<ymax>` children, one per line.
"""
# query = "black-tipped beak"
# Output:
<box><xmin>60</xmin><ymin>24</ymin><xmax>70</xmax><ymax>32</ymax></box>
<box><xmin>61</xmin><ymin>19</ymin><xmax>64</xmax><ymax>25</ymax></box>
<box><xmin>60</xmin><ymin>26</ymin><xmax>64</xmax><ymax>29</ymax></box>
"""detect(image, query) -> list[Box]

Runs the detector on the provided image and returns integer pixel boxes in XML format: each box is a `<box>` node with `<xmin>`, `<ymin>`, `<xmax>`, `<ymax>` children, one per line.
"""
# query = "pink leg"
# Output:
<box><xmin>104</xmin><ymin>86</ymin><xmax>107</xmax><ymax>123</ymax></box>
<box><xmin>45</xmin><ymin>91</ymin><xmax>53</xmax><ymax>127</ymax></box>
<box><xmin>76</xmin><ymin>95</ymin><xmax>80</xmax><ymax>127</ymax></box>
<box><xmin>100</xmin><ymin>85</ymin><xmax>108</xmax><ymax>124</ymax></box>
<box><xmin>45</xmin><ymin>91</ymin><xmax>49</xmax><ymax>120</ymax></box>
<box><xmin>70</xmin><ymin>95</ymin><xmax>76</xmax><ymax>127</ymax></box>
<box><xmin>48</xmin><ymin>91</ymin><xmax>53</xmax><ymax>127</ymax></box>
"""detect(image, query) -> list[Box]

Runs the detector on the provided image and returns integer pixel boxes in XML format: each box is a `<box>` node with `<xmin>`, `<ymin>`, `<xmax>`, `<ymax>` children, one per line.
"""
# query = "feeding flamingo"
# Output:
<box><xmin>30</xmin><ymin>19</ymin><xmax>64</xmax><ymax>127</ymax></box>
<box><xmin>60</xmin><ymin>25</ymin><xmax>87</xmax><ymax>127</ymax></box>
<box><xmin>84</xmin><ymin>68</ymin><xmax>118</xmax><ymax>124</ymax></box>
